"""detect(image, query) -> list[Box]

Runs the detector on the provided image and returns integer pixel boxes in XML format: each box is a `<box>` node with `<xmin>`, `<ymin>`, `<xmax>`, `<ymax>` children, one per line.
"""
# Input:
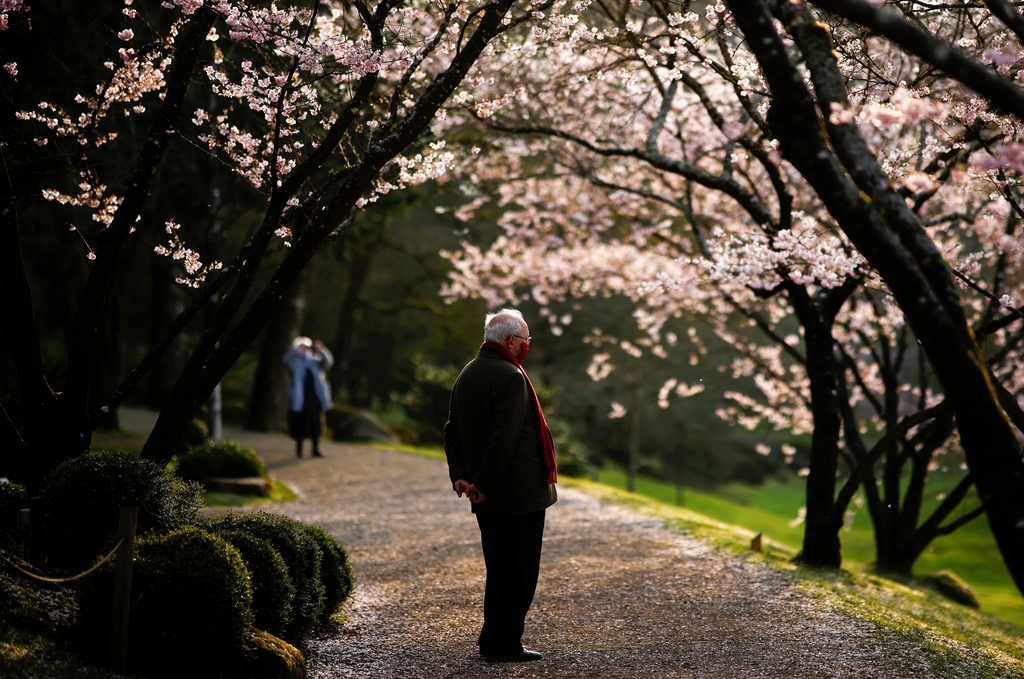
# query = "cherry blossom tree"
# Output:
<box><xmin>721</xmin><ymin>0</ymin><xmax>1024</xmax><ymax>590</ymax></box>
<box><xmin>437</xmin><ymin>0</ymin><xmax>1024</xmax><ymax>579</ymax></box>
<box><xmin>0</xmin><ymin>0</ymin><xmax>590</xmax><ymax>495</ymax></box>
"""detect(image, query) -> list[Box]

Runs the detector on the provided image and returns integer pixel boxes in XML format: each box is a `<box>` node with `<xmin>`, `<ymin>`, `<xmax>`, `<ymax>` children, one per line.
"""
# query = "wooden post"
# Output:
<box><xmin>109</xmin><ymin>506</ymin><xmax>138</xmax><ymax>672</ymax></box>
<box><xmin>751</xmin><ymin>531</ymin><xmax>763</xmax><ymax>552</ymax></box>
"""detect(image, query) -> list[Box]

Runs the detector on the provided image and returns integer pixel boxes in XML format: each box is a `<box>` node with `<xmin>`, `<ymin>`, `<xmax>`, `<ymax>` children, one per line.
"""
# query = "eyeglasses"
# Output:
<box><xmin>513</xmin><ymin>334</ymin><xmax>532</xmax><ymax>343</ymax></box>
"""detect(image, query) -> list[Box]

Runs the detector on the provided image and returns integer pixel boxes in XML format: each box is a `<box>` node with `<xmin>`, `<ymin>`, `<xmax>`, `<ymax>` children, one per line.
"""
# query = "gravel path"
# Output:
<box><xmin>207</xmin><ymin>428</ymin><xmax>940</xmax><ymax>679</ymax></box>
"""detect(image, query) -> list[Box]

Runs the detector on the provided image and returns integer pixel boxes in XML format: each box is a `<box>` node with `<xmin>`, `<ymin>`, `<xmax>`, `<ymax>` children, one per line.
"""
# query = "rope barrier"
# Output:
<box><xmin>0</xmin><ymin>539</ymin><xmax>125</xmax><ymax>584</ymax></box>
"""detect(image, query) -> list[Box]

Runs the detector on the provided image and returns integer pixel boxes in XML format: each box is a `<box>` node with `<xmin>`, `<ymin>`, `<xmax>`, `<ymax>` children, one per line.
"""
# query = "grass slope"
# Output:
<box><xmin>595</xmin><ymin>466</ymin><xmax>1024</xmax><ymax>628</ymax></box>
<box><xmin>203</xmin><ymin>478</ymin><xmax>299</xmax><ymax>507</ymax></box>
<box><xmin>563</xmin><ymin>477</ymin><xmax>1024</xmax><ymax>678</ymax></box>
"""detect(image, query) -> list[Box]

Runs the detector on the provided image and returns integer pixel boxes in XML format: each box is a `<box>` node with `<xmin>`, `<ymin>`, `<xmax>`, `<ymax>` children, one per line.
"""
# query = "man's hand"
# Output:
<box><xmin>466</xmin><ymin>484</ymin><xmax>486</xmax><ymax>504</ymax></box>
<box><xmin>453</xmin><ymin>479</ymin><xmax>471</xmax><ymax>497</ymax></box>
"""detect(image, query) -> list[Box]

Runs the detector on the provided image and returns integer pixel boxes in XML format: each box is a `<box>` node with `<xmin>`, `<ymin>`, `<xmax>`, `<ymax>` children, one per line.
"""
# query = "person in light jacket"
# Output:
<box><xmin>283</xmin><ymin>337</ymin><xmax>333</xmax><ymax>458</ymax></box>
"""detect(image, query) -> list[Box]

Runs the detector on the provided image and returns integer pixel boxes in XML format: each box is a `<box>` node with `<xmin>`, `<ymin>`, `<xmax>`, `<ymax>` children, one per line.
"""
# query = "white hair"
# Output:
<box><xmin>484</xmin><ymin>308</ymin><xmax>525</xmax><ymax>342</ymax></box>
<box><xmin>291</xmin><ymin>336</ymin><xmax>313</xmax><ymax>351</ymax></box>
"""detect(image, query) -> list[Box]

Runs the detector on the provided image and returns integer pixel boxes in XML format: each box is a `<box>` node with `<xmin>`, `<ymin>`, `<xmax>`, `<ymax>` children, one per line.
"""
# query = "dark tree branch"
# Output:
<box><xmin>837</xmin><ymin>341</ymin><xmax>885</xmax><ymax>418</ymax></box>
<box><xmin>809</xmin><ymin>0</ymin><xmax>1024</xmax><ymax>119</ymax></box>
<box><xmin>953</xmin><ymin>269</ymin><xmax>1024</xmax><ymax>325</ymax></box>
<box><xmin>385</xmin><ymin>3</ymin><xmax>457</xmax><ymax>132</ymax></box>
<box><xmin>983</xmin><ymin>0</ymin><xmax>1024</xmax><ymax>45</ymax></box>
<box><xmin>730</xmin><ymin>290</ymin><xmax>808</xmax><ymax>365</ymax></box>
<box><xmin>934</xmin><ymin>504</ymin><xmax>986</xmax><ymax>536</ymax></box>
<box><xmin>834</xmin><ymin>401</ymin><xmax>951</xmax><ymax>517</ymax></box>
<box><xmin>917</xmin><ymin>473</ymin><xmax>976</xmax><ymax>540</ymax></box>
<box><xmin>269</xmin><ymin>0</ymin><xmax>322</xmax><ymax>192</ymax></box>
<box><xmin>485</xmin><ymin>120</ymin><xmax>779</xmax><ymax>229</ymax></box>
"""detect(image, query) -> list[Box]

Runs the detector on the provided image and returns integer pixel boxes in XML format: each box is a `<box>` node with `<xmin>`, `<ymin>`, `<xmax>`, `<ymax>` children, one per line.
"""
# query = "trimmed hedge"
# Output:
<box><xmin>205</xmin><ymin>512</ymin><xmax>323</xmax><ymax>643</ymax></box>
<box><xmin>302</xmin><ymin>525</ymin><xmax>355</xmax><ymax>625</ymax></box>
<box><xmin>177</xmin><ymin>439</ymin><xmax>267</xmax><ymax>483</ymax></box>
<box><xmin>208</xmin><ymin>528</ymin><xmax>296</xmax><ymax>638</ymax></box>
<box><xmin>41</xmin><ymin>451</ymin><xmax>203</xmax><ymax>571</ymax></box>
<box><xmin>183</xmin><ymin>418</ymin><xmax>210</xmax><ymax>449</ymax></box>
<box><xmin>76</xmin><ymin>527</ymin><xmax>253</xmax><ymax>677</ymax></box>
<box><xmin>131</xmin><ymin>528</ymin><xmax>253</xmax><ymax>674</ymax></box>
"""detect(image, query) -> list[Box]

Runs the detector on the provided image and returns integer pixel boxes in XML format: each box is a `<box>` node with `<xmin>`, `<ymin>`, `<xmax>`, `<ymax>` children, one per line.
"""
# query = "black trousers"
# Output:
<box><xmin>475</xmin><ymin>509</ymin><xmax>546</xmax><ymax>654</ymax></box>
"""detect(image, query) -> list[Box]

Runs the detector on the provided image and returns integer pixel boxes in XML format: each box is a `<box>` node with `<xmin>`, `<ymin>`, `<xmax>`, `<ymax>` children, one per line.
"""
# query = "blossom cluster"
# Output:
<box><xmin>153</xmin><ymin>220</ymin><xmax>223</xmax><ymax>288</ymax></box>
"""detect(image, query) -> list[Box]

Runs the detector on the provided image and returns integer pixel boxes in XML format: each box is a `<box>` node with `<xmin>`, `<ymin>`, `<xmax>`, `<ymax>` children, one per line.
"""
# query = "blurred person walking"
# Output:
<box><xmin>284</xmin><ymin>337</ymin><xmax>333</xmax><ymax>458</ymax></box>
<box><xmin>444</xmin><ymin>308</ymin><xmax>558</xmax><ymax>663</ymax></box>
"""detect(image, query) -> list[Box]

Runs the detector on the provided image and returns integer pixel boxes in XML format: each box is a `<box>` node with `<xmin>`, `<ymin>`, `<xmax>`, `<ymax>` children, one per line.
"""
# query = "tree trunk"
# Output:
<box><xmin>245</xmin><ymin>273</ymin><xmax>308</xmax><ymax>432</ymax></box>
<box><xmin>627</xmin><ymin>399</ymin><xmax>641</xmax><ymax>494</ymax></box>
<box><xmin>0</xmin><ymin>150</ymin><xmax>56</xmax><ymax>495</ymax></box>
<box><xmin>145</xmin><ymin>259</ymin><xmax>188</xmax><ymax>410</ymax></box>
<box><xmin>330</xmin><ymin>242</ymin><xmax>379</xmax><ymax>398</ymax></box>
<box><xmin>794</xmin><ymin>302</ymin><xmax>843</xmax><ymax>568</ymax></box>
<box><xmin>89</xmin><ymin>260</ymin><xmax>125</xmax><ymax>432</ymax></box>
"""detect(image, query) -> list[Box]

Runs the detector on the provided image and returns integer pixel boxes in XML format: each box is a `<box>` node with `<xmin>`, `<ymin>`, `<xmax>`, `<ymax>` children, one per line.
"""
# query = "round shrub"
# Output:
<box><xmin>208</xmin><ymin>528</ymin><xmax>295</xmax><ymax>638</ymax></box>
<box><xmin>177</xmin><ymin>439</ymin><xmax>267</xmax><ymax>483</ymax></box>
<box><xmin>205</xmin><ymin>512</ymin><xmax>323</xmax><ymax>643</ymax></box>
<box><xmin>75</xmin><ymin>527</ymin><xmax>253</xmax><ymax>676</ymax></box>
<box><xmin>42</xmin><ymin>450</ymin><xmax>203</xmax><ymax>572</ymax></box>
<box><xmin>132</xmin><ymin>528</ymin><xmax>253</xmax><ymax>675</ymax></box>
<box><xmin>183</xmin><ymin>418</ymin><xmax>210</xmax><ymax>448</ymax></box>
<box><xmin>0</xmin><ymin>481</ymin><xmax>28</xmax><ymax>556</ymax></box>
<box><xmin>302</xmin><ymin>525</ymin><xmax>355</xmax><ymax>625</ymax></box>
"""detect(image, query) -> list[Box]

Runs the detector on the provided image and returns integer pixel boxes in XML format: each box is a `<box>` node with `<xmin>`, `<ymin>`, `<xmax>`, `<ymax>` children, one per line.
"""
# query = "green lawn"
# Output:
<box><xmin>596</xmin><ymin>466</ymin><xmax>1024</xmax><ymax>627</ymax></box>
<box><xmin>202</xmin><ymin>478</ymin><xmax>299</xmax><ymax>507</ymax></box>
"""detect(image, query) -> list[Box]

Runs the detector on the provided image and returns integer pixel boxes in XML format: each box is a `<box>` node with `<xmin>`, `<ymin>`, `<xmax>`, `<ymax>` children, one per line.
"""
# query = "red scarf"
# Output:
<box><xmin>481</xmin><ymin>341</ymin><xmax>558</xmax><ymax>485</ymax></box>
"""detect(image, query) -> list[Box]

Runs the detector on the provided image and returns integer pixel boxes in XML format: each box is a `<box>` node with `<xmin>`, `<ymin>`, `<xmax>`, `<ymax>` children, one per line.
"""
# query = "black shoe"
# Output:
<box><xmin>312</xmin><ymin>450</ymin><xmax>324</xmax><ymax>458</ymax></box>
<box><xmin>484</xmin><ymin>648</ymin><xmax>542</xmax><ymax>663</ymax></box>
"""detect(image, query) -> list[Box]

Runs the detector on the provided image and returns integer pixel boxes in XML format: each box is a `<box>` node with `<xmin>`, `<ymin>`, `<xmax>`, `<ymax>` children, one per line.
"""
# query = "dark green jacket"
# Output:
<box><xmin>443</xmin><ymin>347</ymin><xmax>557</xmax><ymax>515</ymax></box>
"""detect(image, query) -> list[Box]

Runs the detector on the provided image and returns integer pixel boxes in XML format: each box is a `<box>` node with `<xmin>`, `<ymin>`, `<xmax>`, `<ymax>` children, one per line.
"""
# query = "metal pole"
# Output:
<box><xmin>109</xmin><ymin>506</ymin><xmax>138</xmax><ymax>672</ymax></box>
<box><xmin>210</xmin><ymin>381</ymin><xmax>223</xmax><ymax>440</ymax></box>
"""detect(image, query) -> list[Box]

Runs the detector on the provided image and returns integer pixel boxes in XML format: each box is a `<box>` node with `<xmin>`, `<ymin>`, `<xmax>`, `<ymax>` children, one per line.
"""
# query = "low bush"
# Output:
<box><xmin>76</xmin><ymin>527</ymin><xmax>253</xmax><ymax>677</ymax></box>
<box><xmin>205</xmin><ymin>512</ymin><xmax>323</xmax><ymax>643</ymax></box>
<box><xmin>207</xmin><ymin>528</ymin><xmax>295</xmax><ymax>638</ymax></box>
<box><xmin>302</xmin><ymin>525</ymin><xmax>355</xmax><ymax>625</ymax></box>
<box><xmin>177</xmin><ymin>439</ymin><xmax>267</xmax><ymax>482</ymax></box>
<box><xmin>183</xmin><ymin>418</ymin><xmax>210</xmax><ymax>449</ymax></box>
<box><xmin>0</xmin><ymin>482</ymin><xmax>28</xmax><ymax>557</ymax></box>
<box><xmin>41</xmin><ymin>451</ymin><xmax>203</xmax><ymax>572</ymax></box>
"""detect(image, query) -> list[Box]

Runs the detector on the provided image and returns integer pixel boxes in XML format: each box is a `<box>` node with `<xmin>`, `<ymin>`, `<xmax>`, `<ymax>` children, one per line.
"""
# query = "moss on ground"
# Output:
<box><xmin>0</xmin><ymin>615</ymin><xmax>121</xmax><ymax>679</ymax></box>
<box><xmin>368</xmin><ymin>441</ymin><xmax>446</xmax><ymax>460</ymax></box>
<box><xmin>798</xmin><ymin>567</ymin><xmax>1024</xmax><ymax>678</ymax></box>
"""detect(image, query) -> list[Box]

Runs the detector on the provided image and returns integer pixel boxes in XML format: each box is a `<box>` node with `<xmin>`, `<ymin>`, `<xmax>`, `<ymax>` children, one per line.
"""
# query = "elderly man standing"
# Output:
<box><xmin>444</xmin><ymin>308</ymin><xmax>558</xmax><ymax>663</ymax></box>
